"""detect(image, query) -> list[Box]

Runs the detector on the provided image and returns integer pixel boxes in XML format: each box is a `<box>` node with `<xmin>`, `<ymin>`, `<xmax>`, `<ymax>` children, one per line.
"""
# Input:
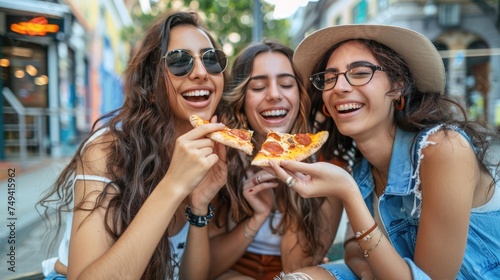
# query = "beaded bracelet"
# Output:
<box><xmin>185</xmin><ymin>203</ymin><xmax>215</xmax><ymax>227</ymax></box>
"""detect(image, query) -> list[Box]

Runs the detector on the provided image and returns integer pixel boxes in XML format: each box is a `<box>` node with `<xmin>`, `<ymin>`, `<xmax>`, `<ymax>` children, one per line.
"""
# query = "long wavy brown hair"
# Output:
<box><xmin>37</xmin><ymin>10</ymin><xmax>227</xmax><ymax>279</ymax></box>
<box><xmin>310</xmin><ymin>39</ymin><xmax>498</xmax><ymax>182</ymax></box>
<box><xmin>218</xmin><ymin>41</ymin><xmax>332</xmax><ymax>261</ymax></box>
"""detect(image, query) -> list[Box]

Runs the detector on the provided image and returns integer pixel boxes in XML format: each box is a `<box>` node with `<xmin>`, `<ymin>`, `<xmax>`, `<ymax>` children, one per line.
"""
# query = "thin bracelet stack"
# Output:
<box><xmin>243</xmin><ymin>219</ymin><xmax>258</xmax><ymax>239</ymax></box>
<box><xmin>355</xmin><ymin>222</ymin><xmax>378</xmax><ymax>241</ymax></box>
<box><xmin>361</xmin><ymin>231</ymin><xmax>383</xmax><ymax>258</ymax></box>
<box><xmin>355</xmin><ymin>222</ymin><xmax>384</xmax><ymax>258</ymax></box>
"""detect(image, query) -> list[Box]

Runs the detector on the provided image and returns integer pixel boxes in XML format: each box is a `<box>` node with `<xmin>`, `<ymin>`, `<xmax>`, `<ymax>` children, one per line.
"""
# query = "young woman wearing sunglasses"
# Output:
<box><xmin>271</xmin><ymin>25</ymin><xmax>500</xmax><ymax>279</ymax></box>
<box><xmin>206</xmin><ymin>41</ymin><xmax>342</xmax><ymax>280</ymax></box>
<box><xmin>38</xmin><ymin>11</ymin><xmax>228</xmax><ymax>280</ymax></box>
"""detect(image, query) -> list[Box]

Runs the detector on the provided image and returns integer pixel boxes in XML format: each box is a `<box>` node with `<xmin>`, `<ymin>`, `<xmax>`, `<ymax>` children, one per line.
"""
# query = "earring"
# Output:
<box><xmin>394</xmin><ymin>95</ymin><xmax>405</xmax><ymax>111</ymax></box>
<box><xmin>322</xmin><ymin>104</ymin><xmax>331</xmax><ymax>117</ymax></box>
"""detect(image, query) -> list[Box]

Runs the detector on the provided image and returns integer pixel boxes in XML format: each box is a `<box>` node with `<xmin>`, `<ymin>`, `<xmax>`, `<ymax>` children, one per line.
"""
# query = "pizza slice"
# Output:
<box><xmin>251</xmin><ymin>130</ymin><xmax>329</xmax><ymax>166</ymax></box>
<box><xmin>190</xmin><ymin>115</ymin><xmax>254</xmax><ymax>155</ymax></box>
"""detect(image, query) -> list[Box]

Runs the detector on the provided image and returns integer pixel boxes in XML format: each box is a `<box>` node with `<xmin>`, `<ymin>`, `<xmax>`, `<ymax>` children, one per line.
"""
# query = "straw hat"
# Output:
<box><xmin>293</xmin><ymin>24</ymin><xmax>445</xmax><ymax>94</ymax></box>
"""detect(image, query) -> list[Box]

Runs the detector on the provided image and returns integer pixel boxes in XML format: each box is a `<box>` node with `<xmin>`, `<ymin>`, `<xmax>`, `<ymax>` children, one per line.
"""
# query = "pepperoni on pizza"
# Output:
<box><xmin>251</xmin><ymin>130</ymin><xmax>329</xmax><ymax>166</ymax></box>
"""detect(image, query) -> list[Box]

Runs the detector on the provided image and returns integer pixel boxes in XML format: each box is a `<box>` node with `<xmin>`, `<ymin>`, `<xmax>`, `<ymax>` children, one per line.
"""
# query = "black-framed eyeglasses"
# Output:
<box><xmin>310</xmin><ymin>64</ymin><xmax>384</xmax><ymax>91</ymax></box>
<box><xmin>164</xmin><ymin>49</ymin><xmax>228</xmax><ymax>76</ymax></box>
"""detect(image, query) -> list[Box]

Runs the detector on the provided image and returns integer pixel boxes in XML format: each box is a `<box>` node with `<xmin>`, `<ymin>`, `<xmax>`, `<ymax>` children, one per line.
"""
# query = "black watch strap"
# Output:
<box><xmin>185</xmin><ymin>203</ymin><xmax>215</xmax><ymax>227</ymax></box>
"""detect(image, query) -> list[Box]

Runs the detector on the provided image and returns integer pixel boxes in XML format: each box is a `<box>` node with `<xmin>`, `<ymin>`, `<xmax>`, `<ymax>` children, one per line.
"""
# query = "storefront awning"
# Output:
<box><xmin>0</xmin><ymin>0</ymin><xmax>71</xmax><ymax>18</ymax></box>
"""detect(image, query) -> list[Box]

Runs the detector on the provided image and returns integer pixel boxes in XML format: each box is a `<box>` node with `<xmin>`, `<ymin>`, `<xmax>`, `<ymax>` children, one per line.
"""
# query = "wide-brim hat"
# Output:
<box><xmin>293</xmin><ymin>24</ymin><xmax>445</xmax><ymax>94</ymax></box>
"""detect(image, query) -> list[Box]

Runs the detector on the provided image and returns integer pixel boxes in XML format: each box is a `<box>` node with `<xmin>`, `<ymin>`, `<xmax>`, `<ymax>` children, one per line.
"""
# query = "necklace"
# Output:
<box><xmin>372</xmin><ymin>166</ymin><xmax>387</xmax><ymax>197</ymax></box>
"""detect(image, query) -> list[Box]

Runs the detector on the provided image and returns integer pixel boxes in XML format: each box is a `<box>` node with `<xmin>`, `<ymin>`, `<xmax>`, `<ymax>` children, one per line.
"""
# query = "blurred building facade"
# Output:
<box><xmin>0</xmin><ymin>0</ymin><xmax>133</xmax><ymax>161</ymax></box>
<box><xmin>291</xmin><ymin>0</ymin><xmax>500</xmax><ymax>131</ymax></box>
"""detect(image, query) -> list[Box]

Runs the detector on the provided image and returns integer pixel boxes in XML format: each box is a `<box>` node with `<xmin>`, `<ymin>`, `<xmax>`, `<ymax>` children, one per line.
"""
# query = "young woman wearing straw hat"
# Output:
<box><xmin>270</xmin><ymin>25</ymin><xmax>500</xmax><ymax>279</ymax></box>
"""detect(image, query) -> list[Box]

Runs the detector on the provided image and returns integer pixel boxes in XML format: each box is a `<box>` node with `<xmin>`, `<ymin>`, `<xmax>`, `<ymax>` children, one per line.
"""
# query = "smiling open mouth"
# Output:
<box><xmin>337</xmin><ymin>103</ymin><xmax>362</xmax><ymax>114</ymax></box>
<box><xmin>182</xmin><ymin>90</ymin><xmax>210</xmax><ymax>102</ymax></box>
<box><xmin>261</xmin><ymin>109</ymin><xmax>288</xmax><ymax>119</ymax></box>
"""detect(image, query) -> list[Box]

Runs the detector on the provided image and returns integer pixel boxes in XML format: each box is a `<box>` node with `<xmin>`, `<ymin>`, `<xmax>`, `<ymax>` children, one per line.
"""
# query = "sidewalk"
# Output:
<box><xmin>1</xmin><ymin>156</ymin><xmax>71</xmax><ymax>279</ymax></box>
<box><xmin>1</xmin><ymin>156</ymin><xmax>71</xmax><ymax>232</ymax></box>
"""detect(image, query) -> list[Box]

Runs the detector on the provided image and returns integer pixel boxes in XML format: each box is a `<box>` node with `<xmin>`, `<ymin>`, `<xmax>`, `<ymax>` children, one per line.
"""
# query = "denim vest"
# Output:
<box><xmin>352</xmin><ymin>125</ymin><xmax>500</xmax><ymax>279</ymax></box>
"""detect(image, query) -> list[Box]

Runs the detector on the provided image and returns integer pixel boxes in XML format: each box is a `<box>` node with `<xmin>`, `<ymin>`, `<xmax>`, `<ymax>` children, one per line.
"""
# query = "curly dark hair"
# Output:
<box><xmin>218</xmin><ymin>40</ymin><xmax>332</xmax><ymax>261</ymax></box>
<box><xmin>37</xmin><ymin>10</ymin><xmax>227</xmax><ymax>279</ymax></box>
<box><xmin>310</xmin><ymin>39</ymin><xmax>498</xmax><ymax>179</ymax></box>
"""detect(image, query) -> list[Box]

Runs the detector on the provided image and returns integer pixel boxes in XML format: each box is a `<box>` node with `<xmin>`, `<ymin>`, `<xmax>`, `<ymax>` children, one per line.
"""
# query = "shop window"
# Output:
<box><xmin>438</xmin><ymin>4</ymin><xmax>461</xmax><ymax>28</ymax></box>
<box><xmin>466</xmin><ymin>40</ymin><xmax>490</xmax><ymax>123</ymax></box>
<box><xmin>1</xmin><ymin>38</ymin><xmax>48</xmax><ymax>108</ymax></box>
<box><xmin>352</xmin><ymin>0</ymin><xmax>368</xmax><ymax>23</ymax></box>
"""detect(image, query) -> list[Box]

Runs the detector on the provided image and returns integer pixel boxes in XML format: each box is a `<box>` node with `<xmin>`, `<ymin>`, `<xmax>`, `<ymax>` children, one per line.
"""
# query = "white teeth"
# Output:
<box><xmin>182</xmin><ymin>90</ymin><xmax>210</xmax><ymax>97</ymax></box>
<box><xmin>261</xmin><ymin>109</ymin><xmax>288</xmax><ymax>117</ymax></box>
<box><xmin>337</xmin><ymin>103</ymin><xmax>362</xmax><ymax>111</ymax></box>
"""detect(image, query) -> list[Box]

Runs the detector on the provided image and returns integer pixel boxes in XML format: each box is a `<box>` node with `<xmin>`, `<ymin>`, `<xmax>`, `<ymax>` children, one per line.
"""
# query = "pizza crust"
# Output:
<box><xmin>209</xmin><ymin>132</ymin><xmax>253</xmax><ymax>155</ymax></box>
<box><xmin>189</xmin><ymin>115</ymin><xmax>254</xmax><ymax>155</ymax></box>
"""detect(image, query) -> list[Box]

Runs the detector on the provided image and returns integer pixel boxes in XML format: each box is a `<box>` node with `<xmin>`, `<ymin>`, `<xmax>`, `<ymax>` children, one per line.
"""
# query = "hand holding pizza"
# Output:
<box><xmin>190</xmin><ymin>138</ymin><xmax>228</xmax><ymax>210</ymax></box>
<box><xmin>163</xmin><ymin>118</ymin><xmax>226</xmax><ymax>199</ymax></box>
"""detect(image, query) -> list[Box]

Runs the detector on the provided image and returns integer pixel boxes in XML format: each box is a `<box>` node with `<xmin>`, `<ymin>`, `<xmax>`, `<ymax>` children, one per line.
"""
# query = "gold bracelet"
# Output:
<box><xmin>360</xmin><ymin>231</ymin><xmax>383</xmax><ymax>258</ymax></box>
<box><xmin>362</xmin><ymin>228</ymin><xmax>380</xmax><ymax>242</ymax></box>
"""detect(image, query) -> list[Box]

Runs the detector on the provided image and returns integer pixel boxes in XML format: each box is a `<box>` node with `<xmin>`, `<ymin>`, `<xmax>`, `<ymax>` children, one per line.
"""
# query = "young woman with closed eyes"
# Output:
<box><xmin>208</xmin><ymin>41</ymin><xmax>342</xmax><ymax>280</ymax></box>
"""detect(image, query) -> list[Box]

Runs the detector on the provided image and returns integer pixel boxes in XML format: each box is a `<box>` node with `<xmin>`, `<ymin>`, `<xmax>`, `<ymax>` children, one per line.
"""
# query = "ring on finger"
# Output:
<box><xmin>252</xmin><ymin>175</ymin><xmax>262</xmax><ymax>185</ymax></box>
<box><xmin>285</xmin><ymin>176</ymin><xmax>296</xmax><ymax>188</ymax></box>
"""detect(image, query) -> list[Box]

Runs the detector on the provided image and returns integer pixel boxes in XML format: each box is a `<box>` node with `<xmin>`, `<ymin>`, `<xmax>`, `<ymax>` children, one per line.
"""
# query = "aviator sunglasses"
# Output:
<box><xmin>164</xmin><ymin>48</ymin><xmax>228</xmax><ymax>76</ymax></box>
